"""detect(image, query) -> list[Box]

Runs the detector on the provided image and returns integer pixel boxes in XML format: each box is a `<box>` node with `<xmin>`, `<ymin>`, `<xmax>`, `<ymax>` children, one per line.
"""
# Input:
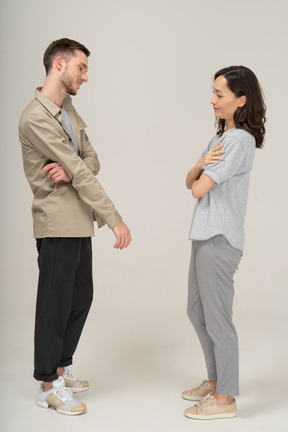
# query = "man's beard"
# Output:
<box><xmin>60</xmin><ymin>68</ymin><xmax>77</xmax><ymax>96</ymax></box>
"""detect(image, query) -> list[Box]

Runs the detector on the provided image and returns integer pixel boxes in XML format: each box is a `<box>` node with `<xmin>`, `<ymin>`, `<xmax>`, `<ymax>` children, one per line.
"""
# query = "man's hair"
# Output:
<box><xmin>43</xmin><ymin>38</ymin><xmax>90</xmax><ymax>76</ymax></box>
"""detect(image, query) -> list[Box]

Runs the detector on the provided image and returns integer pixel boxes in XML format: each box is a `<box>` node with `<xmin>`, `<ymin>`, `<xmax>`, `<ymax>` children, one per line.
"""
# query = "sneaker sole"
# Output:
<box><xmin>37</xmin><ymin>400</ymin><xmax>87</xmax><ymax>416</ymax></box>
<box><xmin>69</xmin><ymin>386</ymin><xmax>89</xmax><ymax>393</ymax></box>
<box><xmin>182</xmin><ymin>394</ymin><xmax>203</xmax><ymax>401</ymax></box>
<box><xmin>185</xmin><ymin>411</ymin><xmax>237</xmax><ymax>420</ymax></box>
<box><xmin>57</xmin><ymin>407</ymin><xmax>87</xmax><ymax>415</ymax></box>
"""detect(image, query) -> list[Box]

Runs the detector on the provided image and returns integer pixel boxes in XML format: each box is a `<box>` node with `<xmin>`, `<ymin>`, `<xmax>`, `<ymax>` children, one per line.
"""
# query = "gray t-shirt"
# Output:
<box><xmin>61</xmin><ymin>106</ymin><xmax>78</xmax><ymax>154</ymax></box>
<box><xmin>188</xmin><ymin>128</ymin><xmax>255</xmax><ymax>251</ymax></box>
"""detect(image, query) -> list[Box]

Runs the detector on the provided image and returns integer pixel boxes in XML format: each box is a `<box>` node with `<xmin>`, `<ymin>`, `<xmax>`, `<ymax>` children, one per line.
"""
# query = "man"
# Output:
<box><xmin>19</xmin><ymin>38</ymin><xmax>131</xmax><ymax>416</ymax></box>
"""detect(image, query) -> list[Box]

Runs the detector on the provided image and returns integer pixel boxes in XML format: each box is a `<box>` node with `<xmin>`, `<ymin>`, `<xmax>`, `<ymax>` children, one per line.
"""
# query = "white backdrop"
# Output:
<box><xmin>1</xmin><ymin>1</ymin><xmax>288</xmax><ymax>431</ymax></box>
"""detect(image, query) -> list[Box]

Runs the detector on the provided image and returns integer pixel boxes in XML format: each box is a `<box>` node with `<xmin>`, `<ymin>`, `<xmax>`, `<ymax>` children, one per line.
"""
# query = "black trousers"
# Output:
<box><xmin>34</xmin><ymin>237</ymin><xmax>93</xmax><ymax>382</ymax></box>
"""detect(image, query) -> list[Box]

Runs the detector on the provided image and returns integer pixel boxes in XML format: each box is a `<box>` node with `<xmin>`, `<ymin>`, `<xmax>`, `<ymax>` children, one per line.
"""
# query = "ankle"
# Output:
<box><xmin>214</xmin><ymin>392</ymin><xmax>234</xmax><ymax>404</ymax></box>
<box><xmin>57</xmin><ymin>366</ymin><xmax>65</xmax><ymax>377</ymax></box>
<box><xmin>42</xmin><ymin>382</ymin><xmax>53</xmax><ymax>392</ymax></box>
<box><xmin>208</xmin><ymin>380</ymin><xmax>217</xmax><ymax>389</ymax></box>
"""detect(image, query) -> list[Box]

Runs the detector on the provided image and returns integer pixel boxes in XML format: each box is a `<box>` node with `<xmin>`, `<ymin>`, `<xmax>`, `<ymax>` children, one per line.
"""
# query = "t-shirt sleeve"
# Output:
<box><xmin>203</xmin><ymin>135</ymin><xmax>245</xmax><ymax>185</ymax></box>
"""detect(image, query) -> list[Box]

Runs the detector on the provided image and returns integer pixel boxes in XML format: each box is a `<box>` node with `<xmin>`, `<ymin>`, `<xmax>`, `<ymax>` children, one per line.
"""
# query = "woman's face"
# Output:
<box><xmin>210</xmin><ymin>75</ymin><xmax>246</xmax><ymax>128</ymax></box>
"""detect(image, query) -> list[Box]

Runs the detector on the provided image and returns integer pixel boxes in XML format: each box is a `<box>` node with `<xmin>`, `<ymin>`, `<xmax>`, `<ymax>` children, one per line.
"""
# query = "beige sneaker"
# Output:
<box><xmin>184</xmin><ymin>392</ymin><xmax>237</xmax><ymax>420</ymax></box>
<box><xmin>182</xmin><ymin>379</ymin><xmax>216</xmax><ymax>401</ymax></box>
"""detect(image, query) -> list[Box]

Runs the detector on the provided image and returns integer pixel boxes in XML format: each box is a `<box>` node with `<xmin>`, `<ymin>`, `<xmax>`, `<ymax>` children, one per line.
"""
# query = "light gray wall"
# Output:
<box><xmin>1</xmin><ymin>0</ymin><xmax>287</xmax><ymax>352</ymax></box>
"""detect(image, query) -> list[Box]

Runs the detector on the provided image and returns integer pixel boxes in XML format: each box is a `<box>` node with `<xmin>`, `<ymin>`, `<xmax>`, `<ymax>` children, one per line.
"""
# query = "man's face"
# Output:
<box><xmin>60</xmin><ymin>49</ymin><xmax>88</xmax><ymax>96</ymax></box>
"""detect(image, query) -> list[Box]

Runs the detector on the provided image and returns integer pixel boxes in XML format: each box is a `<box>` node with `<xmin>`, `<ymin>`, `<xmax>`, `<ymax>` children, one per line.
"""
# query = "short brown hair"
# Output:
<box><xmin>43</xmin><ymin>38</ymin><xmax>90</xmax><ymax>75</ymax></box>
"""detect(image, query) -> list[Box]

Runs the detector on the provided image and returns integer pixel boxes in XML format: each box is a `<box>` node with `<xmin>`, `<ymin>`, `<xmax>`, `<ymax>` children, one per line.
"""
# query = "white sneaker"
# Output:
<box><xmin>62</xmin><ymin>367</ymin><xmax>89</xmax><ymax>392</ymax></box>
<box><xmin>37</xmin><ymin>376</ymin><xmax>87</xmax><ymax>415</ymax></box>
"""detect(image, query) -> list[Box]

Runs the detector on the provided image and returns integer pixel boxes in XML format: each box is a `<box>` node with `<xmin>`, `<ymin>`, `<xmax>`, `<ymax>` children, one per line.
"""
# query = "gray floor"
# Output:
<box><xmin>1</xmin><ymin>307</ymin><xmax>287</xmax><ymax>432</ymax></box>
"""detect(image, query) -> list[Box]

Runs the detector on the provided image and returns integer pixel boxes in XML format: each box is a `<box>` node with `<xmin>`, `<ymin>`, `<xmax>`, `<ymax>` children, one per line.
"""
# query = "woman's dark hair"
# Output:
<box><xmin>214</xmin><ymin>66</ymin><xmax>266</xmax><ymax>148</ymax></box>
<box><xmin>43</xmin><ymin>38</ymin><xmax>90</xmax><ymax>76</ymax></box>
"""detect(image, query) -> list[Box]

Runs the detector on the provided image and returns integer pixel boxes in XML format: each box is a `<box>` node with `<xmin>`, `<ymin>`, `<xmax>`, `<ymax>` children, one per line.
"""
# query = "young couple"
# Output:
<box><xmin>19</xmin><ymin>38</ymin><xmax>265</xmax><ymax>419</ymax></box>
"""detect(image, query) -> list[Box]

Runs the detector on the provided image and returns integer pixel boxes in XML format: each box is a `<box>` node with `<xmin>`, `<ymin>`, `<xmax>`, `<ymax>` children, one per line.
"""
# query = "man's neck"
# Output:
<box><xmin>41</xmin><ymin>77</ymin><xmax>67</xmax><ymax>108</ymax></box>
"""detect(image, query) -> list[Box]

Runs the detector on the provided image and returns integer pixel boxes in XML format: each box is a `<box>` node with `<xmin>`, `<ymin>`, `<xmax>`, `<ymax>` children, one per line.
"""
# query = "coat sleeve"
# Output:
<box><xmin>79</xmin><ymin>130</ymin><xmax>101</xmax><ymax>175</ymax></box>
<box><xmin>23</xmin><ymin>114</ymin><xmax>122</xmax><ymax>229</ymax></box>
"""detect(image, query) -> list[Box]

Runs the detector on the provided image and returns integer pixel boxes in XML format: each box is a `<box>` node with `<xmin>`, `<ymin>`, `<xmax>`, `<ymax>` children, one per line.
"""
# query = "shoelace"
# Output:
<box><xmin>192</xmin><ymin>379</ymin><xmax>209</xmax><ymax>391</ymax></box>
<box><xmin>196</xmin><ymin>393</ymin><xmax>215</xmax><ymax>408</ymax></box>
<box><xmin>56</xmin><ymin>386</ymin><xmax>73</xmax><ymax>401</ymax></box>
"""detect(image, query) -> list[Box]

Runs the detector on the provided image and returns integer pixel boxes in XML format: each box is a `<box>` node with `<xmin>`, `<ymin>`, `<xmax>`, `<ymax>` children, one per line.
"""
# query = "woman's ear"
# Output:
<box><xmin>238</xmin><ymin>95</ymin><xmax>247</xmax><ymax>107</ymax></box>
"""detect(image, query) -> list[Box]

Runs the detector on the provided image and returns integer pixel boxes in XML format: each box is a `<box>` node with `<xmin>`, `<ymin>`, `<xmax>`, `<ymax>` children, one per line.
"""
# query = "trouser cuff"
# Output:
<box><xmin>216</xmin><ymin>386</ymin><xmax>239</xmax><ymax>397</ymax></box>
<box><xmin>59</xmin><ymin>358</ymin><xmax>73</xmax><ymax>368</ymax></box>
<box><xmin>33</xmin><ymin>370</ymin><xmax>58</xmax><ymax>382</ymax></box>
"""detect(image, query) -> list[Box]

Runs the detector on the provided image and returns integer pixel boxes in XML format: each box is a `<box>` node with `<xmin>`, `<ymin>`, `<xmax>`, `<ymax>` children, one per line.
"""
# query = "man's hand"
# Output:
<box><xmin>41</xmin><ymin>162</ymin><xmax>71</xmax><ymax>183</ymax></box>
<box><xmin>112</xmin><ymin>222</ymin><xmax>132</xmax><ymax>249</ymax></box>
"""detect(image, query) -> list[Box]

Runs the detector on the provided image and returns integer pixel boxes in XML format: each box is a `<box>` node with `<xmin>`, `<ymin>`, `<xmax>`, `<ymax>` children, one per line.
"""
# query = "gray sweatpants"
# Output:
<box><xmin>187</xmin><ymin>235</ymin><xmax>242</xmax><ymax>396</ymax></box>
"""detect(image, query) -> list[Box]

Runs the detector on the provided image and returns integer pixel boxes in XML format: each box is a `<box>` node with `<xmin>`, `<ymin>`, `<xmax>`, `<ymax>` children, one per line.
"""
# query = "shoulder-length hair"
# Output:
<box><xmin>214</xmin><ymin>66</ymin><xmax>266</xmax><ymax>148</ymax></box>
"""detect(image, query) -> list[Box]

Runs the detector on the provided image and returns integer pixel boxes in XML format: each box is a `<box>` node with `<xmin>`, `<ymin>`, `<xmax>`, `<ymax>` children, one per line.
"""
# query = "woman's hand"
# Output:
<box><xmin>200</xmin><ymin>144</ymin><xmax>225</xmax><ymax>168</ymax></box>
<box><xmin>186</xmin><ymin>144</ymin><xmax>225</xmax><ymax>190</ymax></box>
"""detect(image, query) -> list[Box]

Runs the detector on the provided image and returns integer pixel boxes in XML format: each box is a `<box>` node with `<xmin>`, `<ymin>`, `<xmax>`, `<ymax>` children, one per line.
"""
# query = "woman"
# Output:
<box><xmin>183</xmin><ymin>66</ymin><xmax>266</xmax><ymax>420</ymax></box>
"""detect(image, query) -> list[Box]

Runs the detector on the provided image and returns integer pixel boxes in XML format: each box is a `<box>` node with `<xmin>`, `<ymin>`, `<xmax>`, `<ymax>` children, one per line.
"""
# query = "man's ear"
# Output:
<box><xmin>54</xmin><ymin>56</ymin><xmax>64</xmax><ymax>72</ymax></box>
<box><xmin>238</xmin><ymin>95</ymin><xmax>247</xmax><ymax>107</ymax></box>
